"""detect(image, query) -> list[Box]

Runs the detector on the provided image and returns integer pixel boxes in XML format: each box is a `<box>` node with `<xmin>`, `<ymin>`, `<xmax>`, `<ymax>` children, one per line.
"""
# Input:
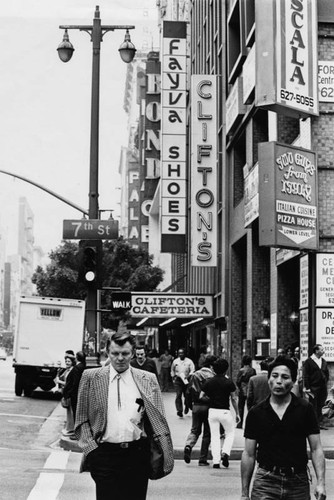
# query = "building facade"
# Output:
<box><xmin>119</xmin><ymin>0</ymin><xmax>334</xmax><ymax>379</ymax></box>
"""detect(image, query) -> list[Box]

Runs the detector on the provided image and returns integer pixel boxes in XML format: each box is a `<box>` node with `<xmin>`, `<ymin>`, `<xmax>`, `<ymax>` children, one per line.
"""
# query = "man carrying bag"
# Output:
<box><xmin>75</xmin><ymin>331</ymin><xmax>174</xmax><ymax>500</ymax></box>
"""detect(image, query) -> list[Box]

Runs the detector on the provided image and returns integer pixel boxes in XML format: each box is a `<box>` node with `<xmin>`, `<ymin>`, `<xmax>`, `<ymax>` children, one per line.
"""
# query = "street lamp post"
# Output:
<box><xmin>58</xmin><ymin>6</ymin><xmax>136</xmax><ymax>363</ymax></box>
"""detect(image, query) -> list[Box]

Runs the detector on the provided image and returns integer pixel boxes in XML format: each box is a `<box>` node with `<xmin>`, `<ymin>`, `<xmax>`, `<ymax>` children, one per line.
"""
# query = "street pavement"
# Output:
<box><xmin>60</xmin><ymin>389</ymin><xmax>334</xmax><ymax>460</ymax></box>
<box><xmin>49</xmin><ymin>392</ymin><xmax>334</xmax><ymax>499</ymax></box>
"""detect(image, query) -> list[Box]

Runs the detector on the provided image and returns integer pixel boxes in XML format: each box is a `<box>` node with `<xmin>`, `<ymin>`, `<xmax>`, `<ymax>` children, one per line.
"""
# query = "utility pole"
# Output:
<box><xmin>58</xmin><ymin>6</ymin><xmax>136</xmax><ymax>362</ymax></box>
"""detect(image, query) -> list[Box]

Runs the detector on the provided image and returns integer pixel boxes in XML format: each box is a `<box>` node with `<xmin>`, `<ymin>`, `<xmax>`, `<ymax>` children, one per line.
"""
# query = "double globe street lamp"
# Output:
<box><xmin>57</xmin><ymin>6</ymin><xmax>136</xmax><ymax>361</ymax></box>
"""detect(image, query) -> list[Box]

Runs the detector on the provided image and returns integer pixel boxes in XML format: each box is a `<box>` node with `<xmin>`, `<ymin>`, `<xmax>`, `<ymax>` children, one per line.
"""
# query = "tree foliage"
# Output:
<box><xmin>102</xmin><ymin>240</ymin><xmax>164</xmax><ymax>291</ymax></box>
<box><xmin>32</xmin><ymin>239</ymin><xmax>164</xmax><ymax>328</ymax></box>
<box><xmin>32</xmin><ymin>241</ymin><xmax>86</xmax><ymax>299</ymax></box>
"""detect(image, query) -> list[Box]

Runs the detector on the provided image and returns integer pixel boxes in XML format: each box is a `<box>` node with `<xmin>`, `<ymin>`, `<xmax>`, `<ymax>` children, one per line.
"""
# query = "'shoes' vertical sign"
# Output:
<box><xmin>161</xmin><ymin>21</ymin><xmax>187</xmax><ymax>253</ymax></box>
<box><xmin>190</xmin><ymin>75</ymin><xmax>218</xmax><ymax>266</ymax></box>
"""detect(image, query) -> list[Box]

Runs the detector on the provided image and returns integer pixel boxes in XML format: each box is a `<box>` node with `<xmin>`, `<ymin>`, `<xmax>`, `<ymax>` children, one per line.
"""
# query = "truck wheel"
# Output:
<box><xmin>15</xmin><ymin>374</ymin><xmax>24</xmax><ymax>396</ymax></box>
<box><xmin>23</xmin><ymin>384</ymin><xmax>34</xmax><ymax>397</ymax></box>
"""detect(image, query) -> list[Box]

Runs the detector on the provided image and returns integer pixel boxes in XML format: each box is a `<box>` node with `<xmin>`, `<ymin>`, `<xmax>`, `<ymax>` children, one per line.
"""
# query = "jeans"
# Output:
<box><xmin>174</xmin><ymin>378</ymin><xmax>188</xmax><ymax>413</ymax></box>
<box><xmin>185</xmin><ymin>404</ymin><xmax>210</xmax><ymax>462</ymax></box>
<box><xmin>208</xmin><ymin>408</ymin><xmax>235</xmax><ymax>464</ymax></box>
<box><xmin>251</xmin><ymin>467</ymin><xmax>310</xmax><ymax>500</ymax></box>
<box><xmin>88</xmin><ymin>441</ymin><xmax>150</xmax><ymax>500</ymax></box>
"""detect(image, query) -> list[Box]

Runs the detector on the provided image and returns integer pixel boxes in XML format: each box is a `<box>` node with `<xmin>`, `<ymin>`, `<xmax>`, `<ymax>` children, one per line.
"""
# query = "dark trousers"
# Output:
<box><xmin>185</xmin><ymin>404</ymin><xmax>210</xmax><ymax>462</ymax></box>
<box><xmin>174</xmin><ymin>378</ymin><xmax>188</xmax><ymax>413</ymax></box>
<box><xmin>161</xmin><ymin>367</ymin><xmax>170</xmax><ymax>391</ymax></box>
<box><xmin>309</xmin><ymin>385</ymin><xmax>328</xmax><ymax>424</ymax></box>
<box><xmin>71</xmin><ymin>397</ymin><xmax>78</xmax><ymax>421</ymax></box>
<box><xmin>87</xmin><ymin>440</ymin><xmax>150</xmax><ymax>500</ymax></box>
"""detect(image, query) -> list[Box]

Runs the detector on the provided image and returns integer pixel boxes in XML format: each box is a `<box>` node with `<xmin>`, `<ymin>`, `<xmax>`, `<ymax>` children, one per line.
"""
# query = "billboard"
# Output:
<box><xmin>190</xmin><ymin>75</ymin><xmax>218</xmax><ymax>266</ymax></box>
<box><xmin>255</xmin><ymin>0</ymin><xmax>318</xmax><ymax>118</ymax></box>
<box><xmin>244</xmin><ymin>163</ymin><xmax>259</xmax><ymax>227</ymax></box>
<box><xmin>160</xmin><ymin>21</ymin><xmax>187</xmax><ymax>253</ymax></box>
<box><xmin>316</xmin><ymin>253</ymin><xmax>334</xmax><ymax>307</ymax></box>
<box><xmin>316</xmin><ymin>309</ymin><xmax>334</xmax><ymax>362</ymax></box>
<box><xmin>259</xmin><ymin>142</ymin><xmax>318</xmax><ymax>250</ymax></box>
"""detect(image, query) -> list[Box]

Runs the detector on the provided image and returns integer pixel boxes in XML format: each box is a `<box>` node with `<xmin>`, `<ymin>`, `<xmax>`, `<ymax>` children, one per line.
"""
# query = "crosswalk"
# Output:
<box><xmin>27</xmin><ymin>451</ymin><xmax>70</xmax><ymax>500</ymax></box>
<box><xmin>0</xmin><ymin>387</ymin><xmax>15</xmax><ymax>402</ymax></box>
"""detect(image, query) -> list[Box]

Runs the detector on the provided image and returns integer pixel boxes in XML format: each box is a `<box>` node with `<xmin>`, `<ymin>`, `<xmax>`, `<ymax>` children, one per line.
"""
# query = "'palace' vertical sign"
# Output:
<box><xmin>190</xmin><ymin>75</ymin><xmax>218</xmax><ymax>266</ymax></box>
<box><xmin>161</xmin><ymin>21</ymin><xmax>187</xmax><ymax>253</ymax></box>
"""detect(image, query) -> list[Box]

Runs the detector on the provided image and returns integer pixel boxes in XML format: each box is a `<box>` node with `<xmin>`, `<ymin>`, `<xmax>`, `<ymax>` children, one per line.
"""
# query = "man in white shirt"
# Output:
<box><xmin>75</xmin><ymin>331</ymin><xmax>173</xmax><ymax>500</ymax></box>
<box><xmin>170</xmin><ymin>348</ymin><xmax>195</xmax><ymax>417</ymax></box>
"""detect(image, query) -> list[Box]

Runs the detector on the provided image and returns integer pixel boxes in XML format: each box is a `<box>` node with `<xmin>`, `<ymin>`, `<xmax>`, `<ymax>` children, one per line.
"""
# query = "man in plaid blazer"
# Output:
<box><xmin>75</xmin><ymin>331</ymin><xmax>173</xmax><ymax>500</ymax></box>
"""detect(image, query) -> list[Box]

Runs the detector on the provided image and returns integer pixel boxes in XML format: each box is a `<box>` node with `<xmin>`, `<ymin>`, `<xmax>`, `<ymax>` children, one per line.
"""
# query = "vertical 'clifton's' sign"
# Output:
<box><xmin>161</xmin><ymin>21</ymin><xmax>187</xmax><ymax>253</ymax></box>
<box><xmin>190</xmin><ymin>75</ymin><xmax>218</xmax><ymax>266</ymax></box>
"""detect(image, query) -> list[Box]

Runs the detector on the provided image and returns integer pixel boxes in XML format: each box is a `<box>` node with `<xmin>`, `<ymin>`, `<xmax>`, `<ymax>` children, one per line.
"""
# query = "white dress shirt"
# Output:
<box><xmin>311</xmin><ymin>353</ymin><xmax>322</xmax><ymax>369</ymax></box>
<box><xmin>102</xmin><ymin>366</ymin><xmax>145</xmax><ymax>443</ymax></box>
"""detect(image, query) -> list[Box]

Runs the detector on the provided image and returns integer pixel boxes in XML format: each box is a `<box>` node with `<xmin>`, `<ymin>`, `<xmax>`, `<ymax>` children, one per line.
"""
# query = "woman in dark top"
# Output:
<box><xmin>201</xmin><ymin>358</ymin><xmax>240</xmax><ymax>469</ymax></box>
<box><xmin>63</xmin><ymin>350</ymin><xmax>86</xmax><ymax>422</ymax></box>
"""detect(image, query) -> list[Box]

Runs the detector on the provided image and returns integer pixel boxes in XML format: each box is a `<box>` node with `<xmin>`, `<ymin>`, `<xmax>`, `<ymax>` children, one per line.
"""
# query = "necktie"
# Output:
<box><xmin>116</xmin><ymin>374</ymin><xmax>121</xmax><ymax>409</ymax></box>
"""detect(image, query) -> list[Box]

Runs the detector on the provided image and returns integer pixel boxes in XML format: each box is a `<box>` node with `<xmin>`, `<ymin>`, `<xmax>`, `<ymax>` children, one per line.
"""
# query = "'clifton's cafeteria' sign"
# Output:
<box><xmin>258</xmin><ymin>142</ymin><xmax>318</xmax><ymax>250</ymax></box>
<box><xmin>131</xmin><ymin>293</ymin><xmax>213</xmax><ymax>318</ymax></box>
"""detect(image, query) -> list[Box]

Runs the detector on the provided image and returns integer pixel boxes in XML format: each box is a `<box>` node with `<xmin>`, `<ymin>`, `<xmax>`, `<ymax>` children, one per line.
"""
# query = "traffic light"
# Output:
<box><xmin>83</xmin><ymin>246</ymin><xmax>97</xmax><ymax>283</ymax></box>
<box><xmin>79</xmin><ymin>240</ymin><xmax>102</xmax><ymax>288</ymax></box>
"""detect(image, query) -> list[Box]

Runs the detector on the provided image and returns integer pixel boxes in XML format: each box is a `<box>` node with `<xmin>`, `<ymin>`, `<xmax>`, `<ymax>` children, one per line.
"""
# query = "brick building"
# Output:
<box><xmin>120</xmin><ymin>0</ymin><xmax>334</xmax><ymax>379</ymax></box>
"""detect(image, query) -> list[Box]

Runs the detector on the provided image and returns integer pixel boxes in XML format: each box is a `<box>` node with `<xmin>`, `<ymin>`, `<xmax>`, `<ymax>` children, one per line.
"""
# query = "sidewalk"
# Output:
<box><xmin>59</xmin><ymin>390</ymin><xmax>334</xmax><ymax>459</ymax></box>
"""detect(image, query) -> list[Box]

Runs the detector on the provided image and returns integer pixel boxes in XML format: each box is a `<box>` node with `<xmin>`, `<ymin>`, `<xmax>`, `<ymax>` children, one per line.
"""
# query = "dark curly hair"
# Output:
<box><xmin>268</xmin><ymin>355</ymin><xmax>297</xmax><ymax>383</ymax></box>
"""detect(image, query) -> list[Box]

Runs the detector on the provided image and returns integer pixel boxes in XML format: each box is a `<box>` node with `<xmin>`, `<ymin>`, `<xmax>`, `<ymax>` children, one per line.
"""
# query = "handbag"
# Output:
<box><xmin>322</xmin><ymin>399</ymin><xmax>334</xmax><ymax>419</ymax></box>
<box><xmin>61</xmin><ymin>397</ymin><xmax>71</xmax><ymax>408</ymax></box>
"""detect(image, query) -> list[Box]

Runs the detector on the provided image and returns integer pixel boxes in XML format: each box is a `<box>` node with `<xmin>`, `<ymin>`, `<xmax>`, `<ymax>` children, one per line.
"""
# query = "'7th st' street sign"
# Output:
<box><xmin>63</xmin><ymin>219</ymin><xmax>119</xmax><ymax>240</ymax></box>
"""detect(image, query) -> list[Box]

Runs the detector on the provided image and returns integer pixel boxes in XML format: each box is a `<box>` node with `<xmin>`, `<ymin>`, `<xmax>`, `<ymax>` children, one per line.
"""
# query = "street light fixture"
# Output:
<box><xmin>57</xmin><ymin>6</ymin><xmax>136</xmax><ymax>362</ymax></box>
<box><xmin>57</xmin><ymin>29</ymin><xmax>75</xmax><ymax>62</ymax></box>
<box><xmin>118</xmin><ymin>29</ymin><xmax>137</xmax><ymax>63</ymax></box>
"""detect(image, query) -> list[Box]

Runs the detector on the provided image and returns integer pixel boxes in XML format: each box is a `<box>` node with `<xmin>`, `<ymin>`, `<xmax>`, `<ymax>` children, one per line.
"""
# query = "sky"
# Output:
<box><xmin>0</xmin><ymin>0</ymin><xmax>159</xmax><ymax>259</ymax></box>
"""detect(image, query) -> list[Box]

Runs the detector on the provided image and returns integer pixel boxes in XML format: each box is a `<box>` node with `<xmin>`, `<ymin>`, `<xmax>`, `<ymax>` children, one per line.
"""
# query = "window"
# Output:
<box><xmin>233</xmin><ymin>131</ymin><xmax>246</xmax><ymax>206</ymax></box>
<box><xmin>244</xmin><ymin>0</ymin><xmax>255</xmax><ymax>47</ymax></box>
<box><xmin>227</xmin><ymin>0</ymin><xmax>246</xmax><ymax>84</ymax></box>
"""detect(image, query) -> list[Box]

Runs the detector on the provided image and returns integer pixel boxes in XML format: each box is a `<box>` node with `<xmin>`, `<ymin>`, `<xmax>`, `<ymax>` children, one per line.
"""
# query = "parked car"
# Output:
<box><xmin>0</xmin><ymin>348</ymin><xmax>7</xmax><ymax>361</ymax></box>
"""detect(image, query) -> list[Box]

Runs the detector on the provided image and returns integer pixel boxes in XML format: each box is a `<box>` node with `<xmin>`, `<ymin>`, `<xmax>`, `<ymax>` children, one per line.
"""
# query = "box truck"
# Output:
<box><xmin>13</xmin><ymin>296</ymin><xmax>85</xmax><ymax>396</ymax></box>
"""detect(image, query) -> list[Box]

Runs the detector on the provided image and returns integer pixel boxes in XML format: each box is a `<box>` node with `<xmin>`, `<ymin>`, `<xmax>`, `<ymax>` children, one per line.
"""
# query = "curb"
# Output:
<box><xmin>60</xmin><ymin>436</ymin><xmax>81</xmax><ymax>452</ymax></box>
<box><xmin>59</xmin><ymin>437</ymin><xmax>334</xmax><ymax>461</ymax></box>
<box><xmin>59</xmin><ymin>436</ymin><xmax>244</xmax><ymax>459</ymax></box>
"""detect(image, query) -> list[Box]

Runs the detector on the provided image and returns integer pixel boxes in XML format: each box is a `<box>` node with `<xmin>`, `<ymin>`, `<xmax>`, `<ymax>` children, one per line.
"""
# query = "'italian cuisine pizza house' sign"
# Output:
<box><xmin>259</xmin><ymin>142</ymin><xmax>318</xmax><ymax>250</ymax></box>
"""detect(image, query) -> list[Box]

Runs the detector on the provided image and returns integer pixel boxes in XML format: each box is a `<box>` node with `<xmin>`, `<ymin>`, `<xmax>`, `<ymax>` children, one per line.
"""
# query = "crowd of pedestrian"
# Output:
<box><xmin>58</xmin><ymin>340</ymin><xmax>330</xmax><ymax>500</ymax></box>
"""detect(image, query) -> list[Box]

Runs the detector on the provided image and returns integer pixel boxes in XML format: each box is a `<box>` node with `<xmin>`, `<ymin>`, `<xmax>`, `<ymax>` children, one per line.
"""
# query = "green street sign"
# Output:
<box><xmin>63</xmin><ymin>219</ymin><xmax>119</xmax><ymax>240</ymax></box>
